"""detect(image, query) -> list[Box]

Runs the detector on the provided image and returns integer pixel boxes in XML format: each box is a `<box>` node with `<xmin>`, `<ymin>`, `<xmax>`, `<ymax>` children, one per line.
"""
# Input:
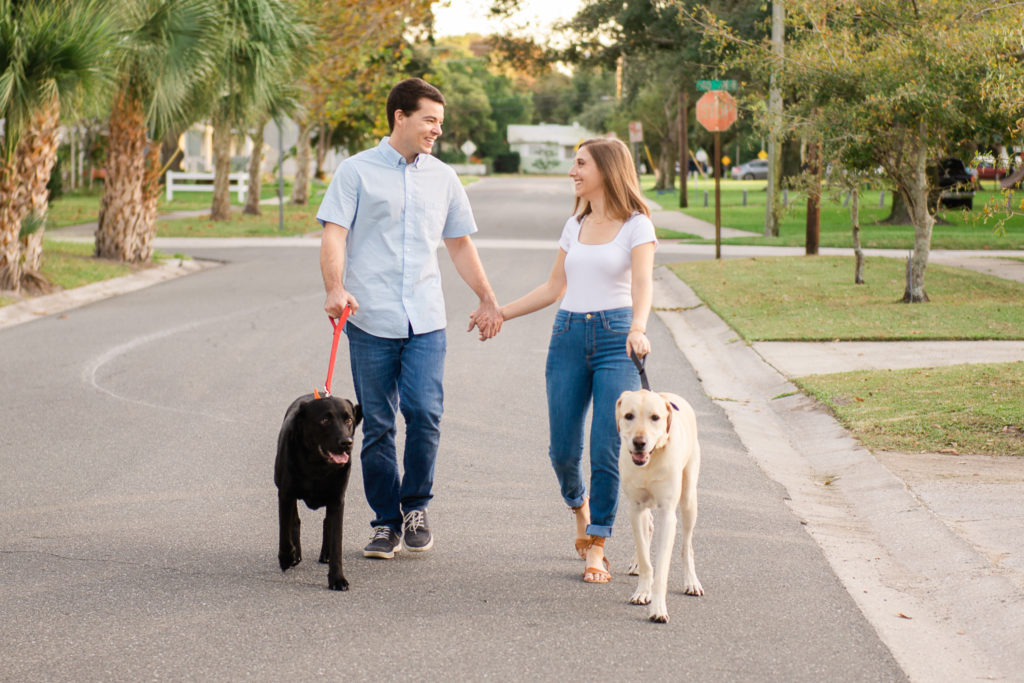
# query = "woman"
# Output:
<box><xmin>499</xmin><ymin>137</ymin><xmax>656</xmax><ymax>583</ymax></box>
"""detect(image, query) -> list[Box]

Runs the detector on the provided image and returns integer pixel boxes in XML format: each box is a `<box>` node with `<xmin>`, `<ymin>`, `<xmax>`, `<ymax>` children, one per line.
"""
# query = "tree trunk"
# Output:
<box><xmin>97</xmin><ymin>83</ymin><xmax>159</xmax><ymax>263</ymax></box>
<box><xmin>0</xmin><ymin>96</ymin><xmax>61</xmax><ymax>291</ymax></box>
<box><xmin>20</xmin><ymin>97</ymin><xmax>62</xmax><ymax>278</ymax></box>
<box><xmin>291</xmin><ymin>119</ymin><xmax>314</xmax><ymax>205</ymax></box>
<box><xmin>902</xmin><ymin>129</ymin><xmax>935</xmax><ymax>303</ymax></box>
<box><xmin>210</xmin><ymin>118</ymin><xmax>233</xmax><ymax>220</ymax></box>
<box><xmin>805</xmin><ymin>136</ymin><xmax>820</xmax><ymax>255</ymax></box>
<box><xmin>315</xmin><ymin>121</ymin><xmax>329</xmax><ymax>180</ymax></box>
<box><xmin>850</xmin><ymin>187</ymin><xmax>865</xmax><ymax>284</ymax></box>
<box><xmin>654</xmin><ymin>93</ymin><xmax>675</xmax><ymax>191</ymax></box>
<box><xmin>243</xmin><ymin>117</ymin><xmax>267</xmax><ymax>216</ymax></box>
<box><xmin>882</xmin><ymin>190</ymin><xmax>913</xmax><ymax>224</ymax></box>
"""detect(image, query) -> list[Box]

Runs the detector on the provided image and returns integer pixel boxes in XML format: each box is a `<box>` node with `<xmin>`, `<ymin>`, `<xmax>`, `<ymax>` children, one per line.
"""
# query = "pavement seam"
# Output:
<box><xmin>652</xmin><ymin>266</ymin><xmax>1019</xmax><ymax>682</ymax></box>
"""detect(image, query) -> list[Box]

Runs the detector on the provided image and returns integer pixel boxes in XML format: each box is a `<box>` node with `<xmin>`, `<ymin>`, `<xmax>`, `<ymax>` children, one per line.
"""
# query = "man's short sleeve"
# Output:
<box><xmin>441</xmin><ymin>176</ymin><xmax>478</xmax><ymax>239</ymax></box>
<box><xmin>316</xmin><ymin>161</ymin><xmax>360</xmax><ymax>229</ymax></box>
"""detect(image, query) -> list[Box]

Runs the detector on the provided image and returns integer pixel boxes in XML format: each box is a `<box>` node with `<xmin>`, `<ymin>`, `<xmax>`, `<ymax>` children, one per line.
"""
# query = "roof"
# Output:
<box><xmin>507</xmin><ymin>123</ymin><xmax>597</xmax><ymax>146</ymax></box>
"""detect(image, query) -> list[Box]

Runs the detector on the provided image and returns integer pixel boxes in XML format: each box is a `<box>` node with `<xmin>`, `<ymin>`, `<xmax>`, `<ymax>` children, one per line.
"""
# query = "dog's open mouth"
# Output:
<box><xmin>631</xmin><ymin>451</ymin><xmax>649</xmax><ymax>466</ymax></box>
<box><xmin>320</xmin><ymin>447</ymin><xmax>350</xmax><ymax>466</ymax></box>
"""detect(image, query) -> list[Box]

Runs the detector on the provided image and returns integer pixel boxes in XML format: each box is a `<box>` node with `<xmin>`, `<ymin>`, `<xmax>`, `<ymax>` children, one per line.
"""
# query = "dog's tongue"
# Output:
<box><xmin>328</xmin><ymin>452</ymin><xmax>349</xmax><ymax>465</ymax></box>
<box><xmin>632</xmin><ymin>451</ymin><xmax>648</xmax><ymax>466</ymax></box>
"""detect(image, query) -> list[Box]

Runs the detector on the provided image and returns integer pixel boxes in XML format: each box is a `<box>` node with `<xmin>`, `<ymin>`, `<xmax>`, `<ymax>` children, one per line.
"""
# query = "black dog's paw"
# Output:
<box><xmin>278</xmin><ymin>551</ymin><xmax>301</xmax><ymax>571</ymax></box>
<box><xmin>328</xmin><ymin>575</ymin><xmax>349</xmax><ymax>591</ymax></box>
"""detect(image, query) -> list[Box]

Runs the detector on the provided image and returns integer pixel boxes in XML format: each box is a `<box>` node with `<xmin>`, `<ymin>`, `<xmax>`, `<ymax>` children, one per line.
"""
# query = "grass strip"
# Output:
<box><xmin>40</xmin><ymin>240</ymin><xmax>132</xmax><ymax>289</ymax></box>
<box><xmin>793</xmin><ymin>362</ymin><xmax>1024</xmax><ymax>457</ymax></box>
<box><xmin>668</xmin><ymin>255</ymin><xmax>1024</xmax><ymax>341</ymax></box>
<box><xmin>646</xmin><ymin>179</ymin><xmax>1024</xmax><ymax>250</ymax></box>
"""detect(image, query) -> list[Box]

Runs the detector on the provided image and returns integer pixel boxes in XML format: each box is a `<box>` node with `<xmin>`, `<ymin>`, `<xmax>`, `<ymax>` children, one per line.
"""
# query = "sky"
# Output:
<box><xmin>431</xmin><ymin>0</ymin><xmax>583</xmax><ymax>39</ymax></box>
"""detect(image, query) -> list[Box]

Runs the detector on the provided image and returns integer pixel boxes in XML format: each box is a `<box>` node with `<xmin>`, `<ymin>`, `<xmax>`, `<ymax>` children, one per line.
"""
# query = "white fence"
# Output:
<box><xmin>166</xmin><ymin>171</ymin><xmax>248</xmax><ymax>202</ymax></box>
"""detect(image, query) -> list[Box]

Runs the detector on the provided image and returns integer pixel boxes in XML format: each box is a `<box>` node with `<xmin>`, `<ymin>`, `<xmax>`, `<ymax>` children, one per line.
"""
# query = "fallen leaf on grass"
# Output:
<box><xmin>897</xmin><ymin>612</ymin><xmax>912</xmax><ymax>620</ymax></box>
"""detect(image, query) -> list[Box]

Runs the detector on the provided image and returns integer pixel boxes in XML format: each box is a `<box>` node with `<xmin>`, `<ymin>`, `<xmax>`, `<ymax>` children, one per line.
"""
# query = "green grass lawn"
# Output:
<box><xmin>667</xmin><ymin>254</ymin><xmax>1024</xmax><ymax>456</ymax></box>
<box><xmin>646</xmin><ymin>178</ymin><xmax>1024</xmax><ymax>250</ymax></box>
<box><xmin>39</xmin><ymin>239</ymin><xmax>133</xmax><ymax>289</ymax></box>
<box><xmin>156</xmin><ymin>202</ymin><xmax>321</xmax><ymax>237</ymax></box>
<box><xmin>668</xmin><ymin>255</ymin><xmax>1024</xmax><ymax>341</ymax></box>
<box><xmin>793</xmin><ymin>363</ymin><xmax>1024</xmax><ymax>457</ymax></box>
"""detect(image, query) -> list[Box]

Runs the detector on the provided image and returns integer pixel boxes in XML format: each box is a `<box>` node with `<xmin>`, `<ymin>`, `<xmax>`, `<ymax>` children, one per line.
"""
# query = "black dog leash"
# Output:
<box><xmin>630</xmin><ymin>350</ymin><xmax>651</xmax><ymax>391</ymax></box>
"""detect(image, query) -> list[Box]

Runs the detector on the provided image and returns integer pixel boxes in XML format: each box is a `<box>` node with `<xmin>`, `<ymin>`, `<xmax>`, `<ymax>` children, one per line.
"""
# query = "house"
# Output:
<box><xmin>507</xmin><ymin>123</ymin><xmax>597</xmax><ymax>174</ymax></box>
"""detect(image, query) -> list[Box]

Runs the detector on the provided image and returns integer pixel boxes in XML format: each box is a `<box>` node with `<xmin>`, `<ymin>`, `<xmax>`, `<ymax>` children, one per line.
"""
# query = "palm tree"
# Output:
<box><xmin>208</xmin><ymin>0</ymin><xmax>309</xmax><ymax>220</ymax></box>
<box><xmin>0</xmin><ymin>0</ymin><xmax>112</xmax><ymax>292</ymax></box>
<box><xmin>95</xmin><ymin>0</ymin><xmax>223</xmax><ymax>263</ymax></box>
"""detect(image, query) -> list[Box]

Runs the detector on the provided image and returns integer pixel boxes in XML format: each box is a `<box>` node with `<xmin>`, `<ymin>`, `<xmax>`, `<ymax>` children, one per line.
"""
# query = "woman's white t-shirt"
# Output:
<box><xmin>558</xmin><ymin>212</ymin><xmax>658</xmax><ymax>313</ymax></box>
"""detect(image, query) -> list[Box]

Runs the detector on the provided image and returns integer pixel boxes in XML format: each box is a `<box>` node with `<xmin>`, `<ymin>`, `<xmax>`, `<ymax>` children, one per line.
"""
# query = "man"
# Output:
<box><xmin>317</xmin><ymin>78</ymin><xmax>501</xmax><ymax>559</ymax></box>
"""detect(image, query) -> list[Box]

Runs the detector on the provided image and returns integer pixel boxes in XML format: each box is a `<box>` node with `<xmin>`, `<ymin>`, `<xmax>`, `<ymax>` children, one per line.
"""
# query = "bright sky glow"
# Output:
<box><xmin>431</xmin><ymin>0</ymin><xmax>583</xmax><ymax>38</ymax></box>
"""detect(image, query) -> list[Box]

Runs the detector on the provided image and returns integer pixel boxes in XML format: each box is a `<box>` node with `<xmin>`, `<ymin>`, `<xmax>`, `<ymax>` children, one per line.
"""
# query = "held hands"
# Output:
<box><xmin>626</xmin><ymin>329</ymin><xmax>650</xmax><ymax>359</ymax></box>
<box><xmin>467</xmin><ymin>299</ymin><xmax>503</xmax><ymax>341</ymax></box>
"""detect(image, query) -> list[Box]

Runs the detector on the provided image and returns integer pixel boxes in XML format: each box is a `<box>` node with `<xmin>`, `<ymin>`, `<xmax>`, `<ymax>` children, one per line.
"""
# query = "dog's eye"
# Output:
<box><xmin>624</xmin><ymin>413</ymin><xmax>634</xmax><ymax>421</ymax></box>
<box><xmin>345</xmin><ymin>418</ymin><xmax>353</xmax><ymax>425</ymax></box>
<box><xmin>651</xmin><ymin>415</ymin><xmax>660</xmax><ymax>422</ymax></box>
<box><xmin>320</xmin><ymin>417</ymin><xmax>330</xmax><ymax>425</ymax></box>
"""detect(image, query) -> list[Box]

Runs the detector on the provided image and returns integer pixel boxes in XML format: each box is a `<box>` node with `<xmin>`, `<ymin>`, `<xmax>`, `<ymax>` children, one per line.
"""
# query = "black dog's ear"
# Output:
<box><xmin>352</xmin><ymin>403</ymin><xmax>362</xmax><ymax>427</ymax></box>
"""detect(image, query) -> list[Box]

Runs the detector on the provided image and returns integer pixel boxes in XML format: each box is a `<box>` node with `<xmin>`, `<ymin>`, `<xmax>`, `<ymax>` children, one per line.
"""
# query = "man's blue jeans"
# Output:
<box><xmin>545</xmin><ymin>307</ymin><xmax>640</xmax><ymax>538</ymax></box>
<box><xmin>346</xmin><ymin>323</ymin><xmax>445</xmax><ymax>534</ymax></box>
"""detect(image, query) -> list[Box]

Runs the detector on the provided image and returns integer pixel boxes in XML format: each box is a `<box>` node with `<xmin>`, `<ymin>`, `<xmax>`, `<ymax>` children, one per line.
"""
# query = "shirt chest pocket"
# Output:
<box><xmin>415</xmin><ymin>198</ymin><xmax>448</xmax><ymax>241</ymax></box>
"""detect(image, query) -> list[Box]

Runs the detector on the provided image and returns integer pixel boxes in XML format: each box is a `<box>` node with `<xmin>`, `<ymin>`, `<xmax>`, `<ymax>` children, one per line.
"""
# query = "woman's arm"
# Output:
<box><xmin>499</xmin><ymin>249</ymin><xmax>568</xmax><ymax>321</ymax></box>
<box><xmin>626</xmin><ymin>241</ymin><xmax>656</xmax><ymax>357</ymax></box>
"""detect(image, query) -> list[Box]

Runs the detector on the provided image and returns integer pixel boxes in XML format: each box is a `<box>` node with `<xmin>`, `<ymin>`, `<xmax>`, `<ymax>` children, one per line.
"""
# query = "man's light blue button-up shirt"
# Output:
<box><xmin>316</xmin><ymin>137</ymin><xmax>478</xmax><ymax>339</ymax></box>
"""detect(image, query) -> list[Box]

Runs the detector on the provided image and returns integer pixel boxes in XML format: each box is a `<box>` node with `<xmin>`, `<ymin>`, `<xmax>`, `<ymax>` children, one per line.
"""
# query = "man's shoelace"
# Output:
<box><xmin>371</xmin><ymin>526</ymin><xmax>392</xmax><ymax>541</ymax></box>
<box><xmin>403</xmin><ymin>509</ymin><xmax>426</xmax><ymax>533</ymax></box>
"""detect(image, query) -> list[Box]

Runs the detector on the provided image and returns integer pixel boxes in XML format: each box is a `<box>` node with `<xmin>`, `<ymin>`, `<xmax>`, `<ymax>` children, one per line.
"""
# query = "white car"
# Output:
<box><xmin>730</xmin><ymin>159</ymin><xmax>769</xmax><ymax>180</ymax></box>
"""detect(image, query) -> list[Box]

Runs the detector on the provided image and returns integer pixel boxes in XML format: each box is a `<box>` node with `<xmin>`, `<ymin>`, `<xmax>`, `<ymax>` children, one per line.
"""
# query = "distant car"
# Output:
<box><xmin>935</xmin><ymin>157</ymin><xmax>974</xmax><ymax>210</ymax></box>
<box><xmin>730</xmin><ymin>158</ymin><xmax>769</xmax><ymax>180</ymax></box>
<box><xmin>976</xmin><ymin>162</ymin><xmax>1006</xmax><ymax>180</ymax></box>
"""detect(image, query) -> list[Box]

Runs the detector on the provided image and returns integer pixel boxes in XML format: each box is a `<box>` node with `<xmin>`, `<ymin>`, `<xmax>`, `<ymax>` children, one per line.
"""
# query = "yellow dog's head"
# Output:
<box><xmin>615</xmin><ymin>390</ymin><xmax>674</xmax><ymax>467</ymax></box>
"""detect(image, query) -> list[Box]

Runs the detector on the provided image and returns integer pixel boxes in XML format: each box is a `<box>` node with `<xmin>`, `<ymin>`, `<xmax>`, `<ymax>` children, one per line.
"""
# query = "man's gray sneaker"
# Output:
<box><xmin>363</xmin><ymin>526</ymin><xmax>401</xmax><ymax>559</ymax></box>
<box><xmin>402</xmin><ymin>509</ymin><xmax>433</xmax><ymax>552</ymax></box>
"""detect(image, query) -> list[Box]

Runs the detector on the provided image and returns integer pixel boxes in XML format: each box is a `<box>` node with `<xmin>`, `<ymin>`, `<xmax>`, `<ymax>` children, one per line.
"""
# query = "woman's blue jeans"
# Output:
<box><xmin>346</xmin><ymin>323</ymin><xmax>445</xmax><ymax>534</ymax></box>
<box><xmin>545</xmin><ymin>307</ymin><xmax>640</xmax><ymax>538</ymax></box>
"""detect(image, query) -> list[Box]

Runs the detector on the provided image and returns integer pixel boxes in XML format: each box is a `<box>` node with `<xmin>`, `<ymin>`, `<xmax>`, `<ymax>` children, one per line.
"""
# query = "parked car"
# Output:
<box><xmin>730</xmin><ymin>158</ymin><xmax>769</xmax><ymax>180</ymax></box>
<box><xmin>935</xmin><ymin>157</ymin><xmax>974</xmax><ymax>210</ymax></box>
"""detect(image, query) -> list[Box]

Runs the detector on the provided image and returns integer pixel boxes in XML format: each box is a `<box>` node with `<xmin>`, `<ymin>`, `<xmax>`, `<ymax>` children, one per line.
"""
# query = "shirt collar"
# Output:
<box><xmin>378</xmin><ymin>136</ymin><xmax>425</xmax><ymax>168</ymax></box>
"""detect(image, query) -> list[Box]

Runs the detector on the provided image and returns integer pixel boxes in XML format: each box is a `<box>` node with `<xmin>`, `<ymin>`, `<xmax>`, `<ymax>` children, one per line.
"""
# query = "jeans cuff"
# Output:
<box><xmin>585</xmin><ymin>523</ymin><xmax>612</xmax><ymax>538</ymax></box>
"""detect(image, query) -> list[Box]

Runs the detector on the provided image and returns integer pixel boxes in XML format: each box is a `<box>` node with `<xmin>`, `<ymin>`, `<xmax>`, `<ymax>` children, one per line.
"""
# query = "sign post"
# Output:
<box><xmin>696</xmin><ymin>90</ymin><xmax>738</xmax><ymax>259</ymax></box>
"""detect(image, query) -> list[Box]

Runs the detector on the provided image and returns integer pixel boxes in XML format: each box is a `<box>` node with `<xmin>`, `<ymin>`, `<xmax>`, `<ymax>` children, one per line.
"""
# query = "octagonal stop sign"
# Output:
<box><xmin>696</xmin><ymin>90</ymin><xmax>737</xmax><ymax>132</ymax></box>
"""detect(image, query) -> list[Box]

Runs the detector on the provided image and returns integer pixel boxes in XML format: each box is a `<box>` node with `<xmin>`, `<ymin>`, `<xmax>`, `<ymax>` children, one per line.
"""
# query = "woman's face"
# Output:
<box><xmin>569</xmin><ymin>146</ymin><xmax>603</xmax><ymax>202</ymax></box>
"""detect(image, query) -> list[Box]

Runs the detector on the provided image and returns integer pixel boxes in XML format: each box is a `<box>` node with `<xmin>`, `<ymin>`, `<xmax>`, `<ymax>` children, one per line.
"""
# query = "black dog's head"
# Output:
<box><xmin>298</xmin><ymin>396</ymin><xmax>362</xmax><ymax>467</ymax></box>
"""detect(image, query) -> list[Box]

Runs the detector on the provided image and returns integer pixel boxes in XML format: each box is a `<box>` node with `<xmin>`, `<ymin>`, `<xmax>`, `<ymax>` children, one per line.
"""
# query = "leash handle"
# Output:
<box><xmin>322</xmin><ymin>305</ymin><xmax>351</xmax><ymax>397</ymax></box>
<box><xmin>630</xmin><ymin>350</ymin><xmax>651</xmax><ymax>391</ymax></box>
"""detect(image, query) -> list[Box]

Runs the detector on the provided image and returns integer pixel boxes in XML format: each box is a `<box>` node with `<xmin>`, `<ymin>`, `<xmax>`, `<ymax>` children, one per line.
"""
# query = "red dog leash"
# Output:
<box><xmin>315</xmin><ymin>305</ymin><xmax>351</xmax><ymax>398</ymax></box>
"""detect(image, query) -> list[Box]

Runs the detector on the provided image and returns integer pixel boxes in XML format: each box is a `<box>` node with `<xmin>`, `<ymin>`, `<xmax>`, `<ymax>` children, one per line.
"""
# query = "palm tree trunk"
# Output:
<box><xmin>210</xmin><ymin>118</ymin><xmax>233</xmax><ymax>220</ymax></box>
<box><xmin>0</xmin><ymin>96</ymin><xmax>60</xmax><ymax>291</ymax></box>
<box><xmin>96</xmin><ymin>82</ymin><xmax>158</xmax><ymax>263</ymax></box>
<box><xmin>243</xmin><ymin>117</ymin><xmax>267</xmax><ymax>216</ymax></box>
<box><xmin>20</xmin><ymin>97</ymin><xmax>62</xmax><ymax>277</ymax></box>
<box><xmin>291</xmin><ymin>119</ymin><xmax>313</xmax><ymax>205</ymax></box>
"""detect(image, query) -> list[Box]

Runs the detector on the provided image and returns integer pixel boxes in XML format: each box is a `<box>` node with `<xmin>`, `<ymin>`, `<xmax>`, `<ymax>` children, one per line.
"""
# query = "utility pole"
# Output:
<box><xmin>765</xmin><ymin>0</ymin><xmax>784</xmax><ymax>237</ymax></box>
<box><xmin>678</xmin><ymin>89</ymin><xmax>688</xmax><ymax>208</ymax></box>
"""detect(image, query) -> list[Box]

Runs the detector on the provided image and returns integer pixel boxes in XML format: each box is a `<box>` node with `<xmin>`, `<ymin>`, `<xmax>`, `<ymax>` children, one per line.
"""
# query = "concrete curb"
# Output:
<box><xmin>652</xmin><ymin>265</ymin><xmax>1023</xmax><ymax>681</ymax></box>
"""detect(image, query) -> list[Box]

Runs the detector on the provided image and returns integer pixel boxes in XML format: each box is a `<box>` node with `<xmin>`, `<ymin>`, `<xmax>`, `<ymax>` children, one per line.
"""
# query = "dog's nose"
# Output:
<box><xmin>632</xmin><ymin>437</ymin><xmax>646</xmax><ymax>450</ymax></box>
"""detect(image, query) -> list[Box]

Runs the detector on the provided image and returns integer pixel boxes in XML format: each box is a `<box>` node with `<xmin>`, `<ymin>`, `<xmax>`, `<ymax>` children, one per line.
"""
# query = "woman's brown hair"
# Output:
<box><xmin>572</xmin><ymin>138</ymin><xmax>650</xmax><ymax>221</ymax></box>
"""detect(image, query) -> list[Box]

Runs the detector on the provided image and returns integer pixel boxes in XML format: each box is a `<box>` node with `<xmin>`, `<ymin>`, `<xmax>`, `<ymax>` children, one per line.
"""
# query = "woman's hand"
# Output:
<box><xmin>626</xmin><ymin>329</ymin><xmax>650</xmax><ymax>358</ymax></box>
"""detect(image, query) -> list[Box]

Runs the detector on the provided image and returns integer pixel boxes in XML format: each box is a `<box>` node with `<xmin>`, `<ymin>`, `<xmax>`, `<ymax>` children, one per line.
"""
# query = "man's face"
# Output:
<box><xmin>392</xmin><ymin>98</ymin><xmax>444</xmax><ymax>160</ymax></box>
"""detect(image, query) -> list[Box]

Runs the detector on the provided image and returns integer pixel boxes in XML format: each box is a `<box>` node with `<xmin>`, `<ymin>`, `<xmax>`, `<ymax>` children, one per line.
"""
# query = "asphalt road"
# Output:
<box><xmin>0</xmin><ymin>176</ymin><xmax>904</xmax><ymax>681</ymax></box>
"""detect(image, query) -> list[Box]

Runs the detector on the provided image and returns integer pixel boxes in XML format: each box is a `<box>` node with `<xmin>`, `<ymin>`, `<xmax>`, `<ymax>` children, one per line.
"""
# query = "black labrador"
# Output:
<box><xmin>274</xmin><ymin>393</ymin><xmax>361</xmax><ymax>590</ymax></box>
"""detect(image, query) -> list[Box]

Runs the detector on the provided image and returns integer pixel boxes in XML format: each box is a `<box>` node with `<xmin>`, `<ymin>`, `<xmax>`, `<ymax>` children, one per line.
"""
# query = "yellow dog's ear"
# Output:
<box><xmin>662</xmin><ymin>397</ymin><xmax>674</xmax><ymax>433</ymax></box>
<box><xmin>615</xmin><ymin>396</ymin><xmax>623</xmax><ymax>433</ymax></box>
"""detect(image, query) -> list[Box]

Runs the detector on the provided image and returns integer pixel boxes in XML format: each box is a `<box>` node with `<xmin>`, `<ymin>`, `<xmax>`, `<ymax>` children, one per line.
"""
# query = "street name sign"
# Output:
<box><xmin>696</xmin><ymin>79</ymin><xmax>738</xmax><ymax>92</ymax></box>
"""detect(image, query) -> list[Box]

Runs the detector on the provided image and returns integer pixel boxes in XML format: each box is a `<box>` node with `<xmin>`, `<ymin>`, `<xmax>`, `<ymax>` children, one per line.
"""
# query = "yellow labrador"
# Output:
<box><xmin>616</xmin><ymin>390</ymin><xmax>703</xmax><ymax>623</ymax></box>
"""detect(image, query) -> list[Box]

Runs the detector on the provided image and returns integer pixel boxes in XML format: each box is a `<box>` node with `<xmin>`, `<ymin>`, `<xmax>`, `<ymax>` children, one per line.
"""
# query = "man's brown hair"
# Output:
<box><xmin>386</xmin><ymin>78</ymin><xmax>446</xmax><ymax>132</ymax></box>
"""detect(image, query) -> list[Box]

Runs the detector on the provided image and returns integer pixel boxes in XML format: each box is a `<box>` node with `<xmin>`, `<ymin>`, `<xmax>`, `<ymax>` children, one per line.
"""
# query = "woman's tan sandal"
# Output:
<box><xmin>582</xmin><ymin>536</ymin><xmax>611</xmax><ymax>583</ymax></box>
